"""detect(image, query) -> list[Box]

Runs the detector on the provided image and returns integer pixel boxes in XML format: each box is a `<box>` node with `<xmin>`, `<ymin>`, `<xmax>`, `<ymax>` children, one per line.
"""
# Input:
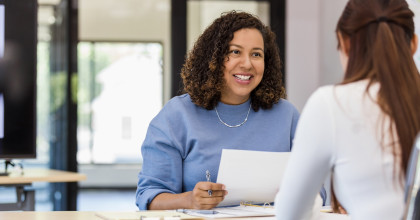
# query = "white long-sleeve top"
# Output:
<box><xmin>275</xmin><ymin>80</ymin><xmax>404</xmax><ymax>220</ymax></box>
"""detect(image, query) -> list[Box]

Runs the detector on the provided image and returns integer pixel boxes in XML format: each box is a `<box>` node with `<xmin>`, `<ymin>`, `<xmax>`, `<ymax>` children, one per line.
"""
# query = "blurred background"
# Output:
<box><xmin>1</xmin><ymin>0</ymin><xmax>420</xmax><ymax>212</ymax></box>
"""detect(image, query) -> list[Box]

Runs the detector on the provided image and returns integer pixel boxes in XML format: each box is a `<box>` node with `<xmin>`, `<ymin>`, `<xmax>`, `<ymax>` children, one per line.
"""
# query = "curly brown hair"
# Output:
<box><xmin>181</xmin><ymin>10</ymin><xmax>285</xmax><ymax>111</ymax></box>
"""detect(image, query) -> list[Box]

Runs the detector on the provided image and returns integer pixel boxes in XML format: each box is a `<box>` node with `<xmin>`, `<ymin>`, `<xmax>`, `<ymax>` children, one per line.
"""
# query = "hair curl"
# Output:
<box><xmin>181</xmin><ymin>10</ymin><xmax>285</xmax><ymax>111</ymax></box>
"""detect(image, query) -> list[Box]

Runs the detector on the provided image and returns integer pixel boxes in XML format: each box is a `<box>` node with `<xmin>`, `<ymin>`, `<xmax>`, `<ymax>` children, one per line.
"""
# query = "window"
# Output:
<box><xmin>77</xmin><ymin>42</ymin><xmax>163</xmax><ymax>164</ymax></box>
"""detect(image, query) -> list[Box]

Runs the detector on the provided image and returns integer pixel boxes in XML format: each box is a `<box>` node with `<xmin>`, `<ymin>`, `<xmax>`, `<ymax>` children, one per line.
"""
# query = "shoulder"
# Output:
<box><xmin>307</xmin><ymin>85</ymin><xmax>335</xmax><ymax>102</ymax></box>
<box><xmin>150</xmin><ymin>94</ymin><xmax>192</xmax><ymax>122</ymax></box>
<box><xmin>271</xmin><ymin>98</ymin><xmax>300</xmax><ymax>116</ymax></box>
<box><xmin>164</xmin><ymin>93</ymin><xmax>192</xmax><ymax>107</ymax></box>
<box><xmin>301</xmin><ymin>81</ymin><xmax>372</xmax><ymax>118</ymax></box>
<box><xmin>277</xmin><ymin>98</ymin><xmax>299</xmax><ymax>110</ymax></box>
<box><xmin>308</xmin><ymin>80</ymin><xmax>374</xmax><ymax>109</ymax></box>
<box><xmin>261</xmin><ymin>99</ymin><xmax>300</xmax><ymax>126</ymax></box>
<box><xmin>295</xmin><ymin>85</ymin><xmax>337</xmax><ymax>120</ymax></box>
<box><xmin>151</xmin><ymin>93</ymin><xmax>203</xmax><ymax>124</ymax></box>
<box><xmin>331</xmin><ymin>80</ymin><xmax>371</xmax><ymax>97</ymax></box>
<box><xmin>161</xmin><ymin>94</ymin><xmax>196</xmax><ymax>113</ymax></box>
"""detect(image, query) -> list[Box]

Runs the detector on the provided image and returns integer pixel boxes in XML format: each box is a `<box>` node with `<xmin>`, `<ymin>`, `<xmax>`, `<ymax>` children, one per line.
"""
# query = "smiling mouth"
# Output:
<box><xmin>234</xmin><ymin>74</ymin><xmax>252</xmax><ymax>80</ymax></box>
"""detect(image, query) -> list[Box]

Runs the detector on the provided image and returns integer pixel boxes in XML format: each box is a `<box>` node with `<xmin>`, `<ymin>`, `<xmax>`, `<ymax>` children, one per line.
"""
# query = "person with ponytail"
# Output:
<box><xmin>274</xmin><ymin>0</ymin><xmax>420</xmax><ymax>219</ymax></box>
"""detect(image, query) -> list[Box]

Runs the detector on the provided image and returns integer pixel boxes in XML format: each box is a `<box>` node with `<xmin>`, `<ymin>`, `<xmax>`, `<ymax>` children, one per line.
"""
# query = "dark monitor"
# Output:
<box><xmin>0</xmin><ymin>0</ymin><xmax>37</xmax><ymax>161</ymax></box>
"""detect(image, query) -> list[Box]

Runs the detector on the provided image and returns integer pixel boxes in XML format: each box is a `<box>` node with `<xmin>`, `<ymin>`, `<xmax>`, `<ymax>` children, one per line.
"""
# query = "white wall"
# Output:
<box><xmin>286</xmin><ymin>0</ymin><xmax>347</xmax><ymax>111</ymax></box>
<box><xmin>285</xmin><ymin>0</ymin><xmax>348</xmax><ymax>205</ymax></box>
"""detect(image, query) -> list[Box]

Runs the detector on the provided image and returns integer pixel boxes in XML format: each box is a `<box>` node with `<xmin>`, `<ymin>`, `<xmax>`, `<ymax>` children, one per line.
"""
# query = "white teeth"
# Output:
<box><xmin>234</xmin><ymin>75</ymin><xmax>251</xmax><ymax>80</ymax></box>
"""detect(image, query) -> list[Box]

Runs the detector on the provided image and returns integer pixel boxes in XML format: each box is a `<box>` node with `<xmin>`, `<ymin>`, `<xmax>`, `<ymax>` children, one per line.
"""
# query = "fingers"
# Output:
<box><xmin>191</xmin><ymin>182</ymin><xmax>228</xmax><ymax>209</ymax></box>
<box><xmin>198</xmin><ymin>182</ymin><xmax>226</xmax><ymax>192</ymax></box>
<box><xmin>205</xmin><ymin>189</ymin><xmax>226</xmax><ymax>197</ymax></box>
<box><xmin>191</xmin><ymin>192</ymin><xmax>225</xmax><ymax>209</ymax></box>
<box><xmin>198</xmin><ymin>182</ymin><xmax>228</xmax><ymax>197</ymax></box>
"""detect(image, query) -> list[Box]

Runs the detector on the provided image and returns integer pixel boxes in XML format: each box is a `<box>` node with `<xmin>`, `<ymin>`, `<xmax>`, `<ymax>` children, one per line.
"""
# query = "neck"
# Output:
<box><xmin>220</xmin><ymin>96</ymin><xmax>250</xmax><ymax>105</ymax></box>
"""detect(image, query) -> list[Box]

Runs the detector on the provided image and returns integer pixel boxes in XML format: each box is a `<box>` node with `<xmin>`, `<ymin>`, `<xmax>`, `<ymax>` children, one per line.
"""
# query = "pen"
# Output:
<box><xmin>206</xmin><ymin>170</ymin><xmax>212</xmax><ymax>196</ymax></box>
<box><xmin>176</xmin><ymin>209</ymin><xmax>218</xmax><ymax>215</ymax></box>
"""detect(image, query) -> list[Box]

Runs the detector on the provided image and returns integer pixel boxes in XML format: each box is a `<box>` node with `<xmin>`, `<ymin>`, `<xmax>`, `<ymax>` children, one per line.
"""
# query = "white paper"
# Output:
<box><xmin>216</xmin><ymin>149</ymin><xmax>290</xmax><ymax>207</ymax></box>
<box><xmin>95</xmin><ymin>211</ymin><xmax>198</xmax><ymax>220</ymax></box>
<box><xmin>0</xmin><ymin>93</ymin><xmax>3</xmax><ymax>138</ymax></box>
<box><xmin>186</xmin><ymin>205</ymin><xmax>275</xmax><ymax>218</ymax></box>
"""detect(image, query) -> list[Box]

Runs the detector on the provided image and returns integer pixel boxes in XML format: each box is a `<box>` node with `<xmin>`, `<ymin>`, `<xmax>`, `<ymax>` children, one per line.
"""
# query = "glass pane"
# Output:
<box><xmin>79</xmin><ymin>0</ymin><xmax>171</xmax><ymax>102</ymax></box>
<box><xmin>30</xmin><ymin>3</ymin><xmax>56</xmax><ymax>211</ymax></box>
<box><xmin>36</xmin><ymin>41</ymin><xmax>51</xmax><ymax>165</ymax></box>
<box><xmin>77</xmin><ymin>42</ymin><xmax>163</xmax><ymax>164</ymax></box>
<box><xmin>187</xmin><ymin>0</ymin><xmax>270</xmax><ymax>51</ymax></box>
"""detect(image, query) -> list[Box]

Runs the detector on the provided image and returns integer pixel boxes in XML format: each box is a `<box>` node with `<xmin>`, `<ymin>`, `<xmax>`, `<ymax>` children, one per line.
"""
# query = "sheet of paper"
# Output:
<box><xmin>318</xmin><ymin>213</ymin><xmax>351</xmax><ymax>220</ymax></box>
<box><xmin>216</xmin><ymin>149</ymin><xmax>290</xmax><ymax>207</ymax></box>
<box><xmin>186</xmin><ymin>205</ymin><xmax>275</xmax><ymax>218</ymax></box>
<box><xmin>186</xmin><ymin>205</ymin><xmax>351</xmax><ymax>219</ymax></box>
<box><xmin>95</xmin><ymin>211</ymin><xmax>202</xmax><ymax>220</ymax></box>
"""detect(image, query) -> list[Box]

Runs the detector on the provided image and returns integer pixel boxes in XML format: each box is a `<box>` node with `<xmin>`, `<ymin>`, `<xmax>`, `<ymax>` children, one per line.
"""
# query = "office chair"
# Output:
<box><xmin>403</xmin><ymin>133</ymin><xmax>420</xmax><ymax>220</ymax></box>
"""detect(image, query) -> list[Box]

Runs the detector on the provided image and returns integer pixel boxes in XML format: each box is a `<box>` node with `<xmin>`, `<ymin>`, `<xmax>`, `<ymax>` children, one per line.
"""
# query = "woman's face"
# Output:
<box><xmin>220</xmin><ymin>28</ymin><xmax>265</xmax><ymax>105</ymax></box>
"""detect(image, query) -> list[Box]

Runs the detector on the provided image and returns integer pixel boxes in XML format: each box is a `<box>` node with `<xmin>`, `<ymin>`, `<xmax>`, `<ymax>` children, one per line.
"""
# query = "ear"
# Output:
<box><xmin>411</xmin><ymin>34</ymin><xmax>418</xmax><ymax>55</ymax></box>
<box><xmin>337</xmin><ymin>32</ymin><xmax>350</xmax><ymax>56</ymax></box>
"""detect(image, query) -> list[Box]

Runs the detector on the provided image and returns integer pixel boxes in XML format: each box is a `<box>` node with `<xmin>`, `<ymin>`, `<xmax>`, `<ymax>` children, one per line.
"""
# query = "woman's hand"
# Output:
<box><xmin>188</xmin><ymin>181</ymin><xmax>227</xmax><ymax>209</ymax></box>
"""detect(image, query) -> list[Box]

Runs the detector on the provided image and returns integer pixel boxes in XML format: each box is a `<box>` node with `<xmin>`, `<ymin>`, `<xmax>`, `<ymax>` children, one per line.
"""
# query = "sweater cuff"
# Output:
<box><xmin>136</xmin><ymin>189</ymin><xmax>174</xmax><ymax>210</ymax></box>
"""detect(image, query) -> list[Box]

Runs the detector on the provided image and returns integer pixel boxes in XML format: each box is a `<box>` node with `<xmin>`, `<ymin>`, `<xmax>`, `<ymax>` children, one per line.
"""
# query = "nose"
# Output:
<box><xmin>239</xmin><ymin>55</ymin><xmax>252</xmax><ymax>70</ymax></box>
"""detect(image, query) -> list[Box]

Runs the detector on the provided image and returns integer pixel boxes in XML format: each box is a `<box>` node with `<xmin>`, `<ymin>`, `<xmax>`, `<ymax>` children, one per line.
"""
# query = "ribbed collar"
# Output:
<box><xmin>216</xmin><ymin>99</ymin><xmax>251</xmax><ymax>115</ymax></box>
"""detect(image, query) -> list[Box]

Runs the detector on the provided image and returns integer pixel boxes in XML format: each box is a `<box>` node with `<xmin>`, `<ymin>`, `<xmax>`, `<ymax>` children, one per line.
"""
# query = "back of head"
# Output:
<box><xmin>334</xmin><ymin>0</ymin><xmax>420</xmax><ymax>205</ymax></box>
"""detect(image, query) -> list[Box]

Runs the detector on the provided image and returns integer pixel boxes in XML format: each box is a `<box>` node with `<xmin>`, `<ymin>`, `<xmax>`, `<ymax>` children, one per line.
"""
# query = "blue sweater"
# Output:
<box><xmin>136</xmin><ymin>94</ymin><xmax>300</xmax><ymax>210</ymax></box>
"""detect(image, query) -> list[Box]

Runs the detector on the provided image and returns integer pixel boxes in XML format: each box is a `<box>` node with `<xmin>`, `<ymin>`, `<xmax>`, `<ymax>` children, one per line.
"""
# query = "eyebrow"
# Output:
<box><xmin>230</xmin><ymin>44</ymin><xmax>264</xmax><ymax>52</ymax></box>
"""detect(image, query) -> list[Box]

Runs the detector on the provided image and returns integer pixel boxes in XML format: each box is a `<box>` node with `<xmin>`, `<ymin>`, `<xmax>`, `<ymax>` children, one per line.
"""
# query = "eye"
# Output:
<box><xmin>252</xmin><ymin>52</ymin><xmax>263</xmax><ymax>57</ymax></box>
<box><xmin>230</xmin><ymin>50</ymin><xmax>240</xmax><ymax>55</ymax></box>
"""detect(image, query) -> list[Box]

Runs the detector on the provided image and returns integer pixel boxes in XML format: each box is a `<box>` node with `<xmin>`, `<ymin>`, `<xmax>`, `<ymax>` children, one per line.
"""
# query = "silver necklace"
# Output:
<box><xmin>215</xmin><ymin>103</ymin><xmax>251</xmax><ymax>128</ymax></box>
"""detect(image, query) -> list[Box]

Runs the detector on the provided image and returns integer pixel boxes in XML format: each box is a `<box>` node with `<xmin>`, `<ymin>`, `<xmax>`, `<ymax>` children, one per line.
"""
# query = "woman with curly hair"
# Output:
<box><xmin>136</xmin><ymin>10</ymin><xmax>299</xmax><ymax>210</ymax></box>
<box><xmin>275</xmin><ymin>0</ymin><xmax>420</xmax><ymax>219</ymax></box>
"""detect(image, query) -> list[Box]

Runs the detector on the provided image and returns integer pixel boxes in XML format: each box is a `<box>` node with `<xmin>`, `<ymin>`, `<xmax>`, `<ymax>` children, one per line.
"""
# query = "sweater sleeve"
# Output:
<box><xmin>274</xmin><ymin>87</ymin><xmax>335</xmax><ymax>220</ymax></box>
<box><xmin>290</xmin><ymin>105</ymin><xmax>300</xmax><ymax>150</ymax></box>
<box><xmin>135</xmin><ymin>113</ymin><xmax>184</xmax><ymax>210</ymax></box>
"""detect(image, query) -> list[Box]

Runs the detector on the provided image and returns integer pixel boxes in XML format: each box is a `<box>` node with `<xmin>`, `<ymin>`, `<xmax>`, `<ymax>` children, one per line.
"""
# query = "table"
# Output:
<box><xmin>0</xmin><ymin>211</ymin><xmax>350</xmax><ymax>220</ymax></box>
<box><xmin>0</xmin><ymin>211</ymin><xmax>98</xmax><ymax>220</ymax></box>
<box><xmin>0</xmin><ymin>169</ymin><xmax>86</xmax><ymax>211</ymax></box>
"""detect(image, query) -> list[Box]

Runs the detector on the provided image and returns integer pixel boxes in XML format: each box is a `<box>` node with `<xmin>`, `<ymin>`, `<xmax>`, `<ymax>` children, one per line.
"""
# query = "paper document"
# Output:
<box><xmin>216</xmin><ymin>149</ymin><xmax>290</xmax><ymax>207</ymax></box>
<box><xmin>186</xmin><ymin>205</ymin><xmax>275</xmax><ymax>218</ymax></box>
<box><xmin>318</xmin><ymin>213</ymin><xmax>351</xmax><ymax>220</ymax></box>
<box><xmin>95</xmin><ymin>211</ymin><xmax>202</xmax><ymax>220</ymax></box>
